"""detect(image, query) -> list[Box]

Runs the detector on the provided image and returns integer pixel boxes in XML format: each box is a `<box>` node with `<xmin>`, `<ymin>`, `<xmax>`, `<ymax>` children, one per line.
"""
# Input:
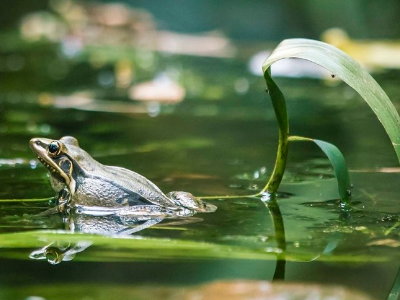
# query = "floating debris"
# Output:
<box><xmin>154</xmin><ymin>30</ymin><xmax>236</xmax><ymax>58</ymax></box>
<box><xmin>38</xmin><ymin>92</ymin><xmax>149</xmax><ymax>114</ymax></box>
<box><xmin>323</xmin><ymin>28</ymin><xmax>400</xmax><ymax>70</ymax></box>
<box><xmin>129</xmin><ymin>73</ymin><xmax>185</xmax><ymax>103</ymax></box>
<box><xmin>180</xmin><ymin>280</ymin><xmax>374</xmax><ymax>300</ymax></box>
<box><xmin>367</xmin><ymin>239</ymin><xmax>400</xmax><ymax>247</ymax></box>
<box><xmin>351</xmin><ymin>167</ymin><xmax>400</xmax><ymax>173</ymax></box>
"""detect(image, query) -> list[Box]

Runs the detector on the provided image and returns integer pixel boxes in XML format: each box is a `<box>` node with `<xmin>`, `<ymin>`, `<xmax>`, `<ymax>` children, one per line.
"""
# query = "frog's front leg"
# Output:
<box><xmin>34</xmin><ymin>189</ymin><xmax>72</xmax><ymax>217</ymax></box>
<box><xmin>56</xmin><ymin>188</ymin><xmax>72</xmax><ymax>214</ymax></box>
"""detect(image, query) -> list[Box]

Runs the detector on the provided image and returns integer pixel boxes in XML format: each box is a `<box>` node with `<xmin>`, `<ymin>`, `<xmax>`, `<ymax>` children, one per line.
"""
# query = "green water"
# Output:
<box><xmin>1</xmin><ymin>39</ymin><xmax>400</xmax><ymax>300</ymax></box>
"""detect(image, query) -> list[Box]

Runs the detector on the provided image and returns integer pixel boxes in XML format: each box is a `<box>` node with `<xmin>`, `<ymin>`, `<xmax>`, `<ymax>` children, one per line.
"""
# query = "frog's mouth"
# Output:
<box><xmin>30</xmin><ymin>138</ymin><xmax>76</xmax><ymax>194</ymax></box>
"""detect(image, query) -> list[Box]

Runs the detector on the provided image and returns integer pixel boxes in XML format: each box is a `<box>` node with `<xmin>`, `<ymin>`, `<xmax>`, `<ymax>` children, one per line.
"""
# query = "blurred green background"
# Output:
<box><xmin>2</xmin><ymin>0</ymin><xmax>400</xmax><ymax>40</ymax></box>
<box><xmin>1</xmin><ymin>1</ymin><xmax>400</xmax><ymax>300</ymax></box>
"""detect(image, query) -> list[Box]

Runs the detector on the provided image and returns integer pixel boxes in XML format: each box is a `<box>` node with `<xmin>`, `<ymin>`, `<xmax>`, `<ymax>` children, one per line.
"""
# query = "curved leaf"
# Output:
<box><xmin>263</xmin><ymin>39</ymin><xmax>400</xmax><ymax>163</ymax></box>
<box><xmin>289</xmin><ymin>136</ymin><xmax>351</xmax><ymax>203</ymax></box>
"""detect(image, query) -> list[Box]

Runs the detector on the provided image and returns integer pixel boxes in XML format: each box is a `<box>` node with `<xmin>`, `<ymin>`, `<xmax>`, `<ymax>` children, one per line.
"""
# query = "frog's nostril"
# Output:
<box><xmin>29</xmin><ymin>138</ymin><xmax>43</xmax><ymax>149</ymax></box>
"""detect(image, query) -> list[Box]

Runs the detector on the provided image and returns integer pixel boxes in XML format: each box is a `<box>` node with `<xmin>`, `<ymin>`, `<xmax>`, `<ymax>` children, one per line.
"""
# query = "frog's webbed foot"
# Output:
<box><xmin>166</xmin><ymin>191</ymin><xmax>217</xmax><ymax>212</ymax></box>
<box><xmin>34</xmin><ymin>189</ymin><xmax>71</xmax><ymax>217</ymax></box>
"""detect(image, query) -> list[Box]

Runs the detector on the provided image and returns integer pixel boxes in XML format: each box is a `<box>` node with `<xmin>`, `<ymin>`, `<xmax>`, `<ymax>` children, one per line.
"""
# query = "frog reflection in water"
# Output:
<box><xmin>29</xmin><ymin>200</ymin><xmax>206</xmax><ymax>264</ymax></box>
<box><xmin>30</xmin><ymin>136</ymin><xmax>217</xmax><ymax>216</ymax></box>
<box><xmin>29</xmin><ymin>213</ymin><xmax>175</xmax><ymax>264</ymax></box>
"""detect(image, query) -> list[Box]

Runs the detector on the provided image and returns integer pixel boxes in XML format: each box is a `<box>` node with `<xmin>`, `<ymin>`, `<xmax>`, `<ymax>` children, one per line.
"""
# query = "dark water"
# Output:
<box><xmin>1</xmin><ymin>31</ymin><xmax>400</xmax><ymax>300</ymax></box>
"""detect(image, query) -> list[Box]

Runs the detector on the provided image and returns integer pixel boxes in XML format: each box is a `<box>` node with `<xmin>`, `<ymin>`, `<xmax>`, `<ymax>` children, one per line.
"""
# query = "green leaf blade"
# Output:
<box><xmin>289</xmin><ymin>136</ymin><xmax>351</xmax><ymax>203</ymax></box>
<box><xmin>313</xmin><ymin>139</ymin><xmax>351</xmax><ymax>203</ymax></box>
<box><xmin>263</xmin><ymin>38</ymin><xmax>400</xmax><ymax>163</ymax></box>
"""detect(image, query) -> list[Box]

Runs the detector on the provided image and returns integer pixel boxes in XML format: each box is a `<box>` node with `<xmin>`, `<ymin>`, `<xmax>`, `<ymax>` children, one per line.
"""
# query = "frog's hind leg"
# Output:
<box><xmin>166</xmin><ymin>191</ymin><xmax>217</xmax><ymax>212</ymax></box>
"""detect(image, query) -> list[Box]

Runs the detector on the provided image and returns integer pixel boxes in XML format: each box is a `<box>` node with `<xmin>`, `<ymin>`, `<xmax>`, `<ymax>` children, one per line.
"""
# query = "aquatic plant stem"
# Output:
<box><xmin>258</xmin><ymin>135</ymin><xmax>288</xmax><ymax>195</ymax></box>
<box><xmin>258</xmin><ymin>69</ymin><xmax>289</xmax><ymax>195</ymax></box>
<box><xmin>385</xmin><ymin>221</ymin><xmax>400</xmax><ymax>236</ymax></box>
<box><xmin>201</xmin><ymin>41</ymin><xmax>365</xmax><ymax>202</ymax></box>
<box><xmin>263</xmin><ymin>38</ymin><xmax>400</xmax><ymax>164</ymax></box>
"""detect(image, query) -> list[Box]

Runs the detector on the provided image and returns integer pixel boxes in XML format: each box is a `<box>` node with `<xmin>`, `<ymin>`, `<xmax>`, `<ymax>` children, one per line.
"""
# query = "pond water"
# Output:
<box><xmin>0</xmin><ymin>35</ymin><xmax>400</xmax><ymax>300</ymax></box>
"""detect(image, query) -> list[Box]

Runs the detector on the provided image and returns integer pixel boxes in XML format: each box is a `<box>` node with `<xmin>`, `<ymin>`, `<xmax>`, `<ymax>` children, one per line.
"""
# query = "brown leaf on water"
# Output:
<box><xmin>180</xmin><ymin>280</ymin><xmax>375</xmax><ymax>300</ymax></box>
<box><xmin>367</xmin><ymin>239</ymin><xmax>400</xmax><ymax>247</ymax></box>
<box><xmin>351</xmin><ymin>167</ymin><xmax>400</xmax><ymax>173</ymax></box>
<box><xmin>129</xmin><ymin>77</ymin><xmax>185</xmax><ymax>103</ymax></box>
<box><xmin>2</xmin><ymin>280</ymin><xmax>376</xmax><ymax>300</ymax></box>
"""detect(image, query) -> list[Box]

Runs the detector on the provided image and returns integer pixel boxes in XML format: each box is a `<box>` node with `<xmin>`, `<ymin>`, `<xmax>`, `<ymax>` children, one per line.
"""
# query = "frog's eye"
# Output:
<box><xmin>48</xmin><ymin>141</ymin><xmax>61</xmax><ymax>156</ymax></box>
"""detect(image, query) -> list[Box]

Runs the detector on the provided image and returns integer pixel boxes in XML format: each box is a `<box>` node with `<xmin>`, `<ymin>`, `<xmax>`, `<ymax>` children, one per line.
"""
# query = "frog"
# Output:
<box><xmin>29</xmin><ymin>136</ymin><xmax>216</xmax><ymax>216</ymax></box>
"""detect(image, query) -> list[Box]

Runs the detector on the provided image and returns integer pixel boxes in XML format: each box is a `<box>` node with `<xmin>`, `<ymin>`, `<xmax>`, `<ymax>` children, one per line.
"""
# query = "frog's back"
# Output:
<box><xmin>91</xmin><ymin>166</ymin><xmax>216</xmax><ymax>212</ymax></box>
<box><xmin>96</xmin><ymin>165</ymin><xmax>177</xmax><ymax>208</ymax></box>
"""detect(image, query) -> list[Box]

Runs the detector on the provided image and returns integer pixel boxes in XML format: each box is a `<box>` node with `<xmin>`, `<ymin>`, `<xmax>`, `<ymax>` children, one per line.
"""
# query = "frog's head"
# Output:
<box><xmin>30</xmin><ymin>136</ymin><xmax>90</xmax><ymax>195</ymax></box>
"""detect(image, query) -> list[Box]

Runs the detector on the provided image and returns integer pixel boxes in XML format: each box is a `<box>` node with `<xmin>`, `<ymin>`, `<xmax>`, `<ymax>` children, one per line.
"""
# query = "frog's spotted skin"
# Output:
<box><xmin>30</xmin><ymin>136</ymin><xmax>217</xmax><ymax>215</ymax></box>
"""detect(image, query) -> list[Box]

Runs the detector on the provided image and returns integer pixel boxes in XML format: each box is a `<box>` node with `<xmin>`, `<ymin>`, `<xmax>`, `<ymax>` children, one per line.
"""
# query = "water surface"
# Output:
<box><xmin>0</xmin><ymin>33</ymin><xmax>400</xmax><ymax>300</ymax></box>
